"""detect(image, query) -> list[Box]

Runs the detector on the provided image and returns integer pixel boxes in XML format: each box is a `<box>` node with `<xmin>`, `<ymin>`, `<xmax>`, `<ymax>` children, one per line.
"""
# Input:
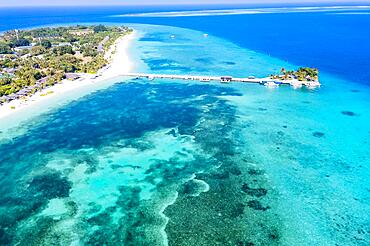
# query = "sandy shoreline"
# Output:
<box><xmin>0</xmin><ymin>31</ymin><xmax>136</xmax><ymax>121</ymax></box>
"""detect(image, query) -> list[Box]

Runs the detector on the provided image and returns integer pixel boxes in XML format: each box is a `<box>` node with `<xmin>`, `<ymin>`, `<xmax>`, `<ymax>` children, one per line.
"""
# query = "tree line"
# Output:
<box><xmin>0</xmin><ymin>25</ymin><xmax>132</xmax><ymax>98</ymax></box>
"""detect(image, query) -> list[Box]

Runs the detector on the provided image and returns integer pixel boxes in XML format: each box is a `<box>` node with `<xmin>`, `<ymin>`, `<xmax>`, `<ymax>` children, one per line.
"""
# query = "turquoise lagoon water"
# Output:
<box><xmin>0</xmin><ymin>24</ymin><xmax>369</xmax><ymax>245</ymax></box>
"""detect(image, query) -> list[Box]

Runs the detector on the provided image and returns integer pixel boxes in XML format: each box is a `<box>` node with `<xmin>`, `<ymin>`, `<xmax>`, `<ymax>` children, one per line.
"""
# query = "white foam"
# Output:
<box><xmin>113</xmin><ymin>6</ymin><xmax>370</xmax><ymax>18</ymax></box>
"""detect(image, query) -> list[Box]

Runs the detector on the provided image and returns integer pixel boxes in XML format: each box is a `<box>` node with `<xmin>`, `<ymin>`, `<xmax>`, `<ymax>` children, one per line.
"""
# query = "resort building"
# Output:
<box><xmin>221</xmin><ymin>76</ymin><xmax>233</xmax><ymax>82</ymax></box>
<box><xmin>69</xmin><ymin>29</ymin><xmax>94</xmax><ymax>36</ymax></box>
<box><xmin>14</xmin><ymin>46</ymin><xmax>33</xmax><ymax>52</ymax></box>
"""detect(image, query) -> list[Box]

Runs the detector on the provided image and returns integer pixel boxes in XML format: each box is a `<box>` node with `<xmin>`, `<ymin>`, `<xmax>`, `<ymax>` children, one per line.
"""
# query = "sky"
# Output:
<box><xmin>0</xmin><ymin>0</ymin><xmax>370</xmax><ymax>7</ymax></box>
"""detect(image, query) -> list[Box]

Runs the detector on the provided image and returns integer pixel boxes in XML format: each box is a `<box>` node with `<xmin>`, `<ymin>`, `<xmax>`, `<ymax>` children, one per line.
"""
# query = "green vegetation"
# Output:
<box><xmin>270</xmin><ymin>67</ymin><xmax>319</xmax><ymax>81</ymax></box>
<box><xmin>93</xmin><ymin>25</ymin><xmax>108</xmax><ymax>33</ymax></box>
<box><xmin>52</xmin><ymin>45</ymin><xmax>75</xmax><ymax>56</ymax></box>
<box><xmin>0</xmin><ymin>42</ymin><xmax>12</xmax><ymax>54</ymax></box>
<box><xmin>41</xmin><ymin>40</ymin><xmax>52</xmax><ymax>49</ymax></box>
<box><xmin>12</xmin><ymin>38</ymin><xmax>31</xmax><ymax>47</ymax></box>
<box><xmin>0</xmin><ymin>25</ymin><xmax>131</xmax><ymax>99</ymax></box>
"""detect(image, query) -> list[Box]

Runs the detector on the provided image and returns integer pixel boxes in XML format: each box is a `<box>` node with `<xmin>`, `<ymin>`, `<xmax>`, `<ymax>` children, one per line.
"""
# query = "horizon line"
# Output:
<box><xmin>1</xmin><ymin>1</ymin><xmax>370</xmax><ymax>8</ymax></box>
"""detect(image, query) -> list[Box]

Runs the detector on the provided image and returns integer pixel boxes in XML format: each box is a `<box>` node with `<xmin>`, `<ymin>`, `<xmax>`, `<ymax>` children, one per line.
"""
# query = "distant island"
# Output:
<box><xmin>270</xmin><ymin>67</ymin><xmax>319</xmax><ymax>82</ymax></box>
<box><xmin>0</xmin><ymin>25</ymin><xmax>132</xmax><ymax>104</ymax></box>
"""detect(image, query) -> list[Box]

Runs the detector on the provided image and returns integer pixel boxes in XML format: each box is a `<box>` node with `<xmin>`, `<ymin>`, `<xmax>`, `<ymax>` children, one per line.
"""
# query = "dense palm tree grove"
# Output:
<box><xmin>270</xmin><ymin>67</ymin><xmax>319</xmax><ymax>81</ymax></box>
<box><xmin>0</xmin><ymin>25</ymin><xmax>131</xmax><ymax>98</ymax></box>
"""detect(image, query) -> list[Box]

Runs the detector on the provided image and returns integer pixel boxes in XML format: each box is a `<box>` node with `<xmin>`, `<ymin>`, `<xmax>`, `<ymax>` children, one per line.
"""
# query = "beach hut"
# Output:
<box><xmin>221</xmin><ymin>76</ymin><xmax>233</xmax><ymax>82</ymax></box>
<box><xmin>65</xmin><ymin>73</ymin><xmax>81</xmax><ymax>81</ymax></box>
<box><xmin>14</xmin><ymin>46</ymin><xmax>32</xmax><ymax>52</ymax></box>
<box><xmin>3</xmin><ymin>68</ymin><xmax>16</xmax><ymax>74</ymax></box>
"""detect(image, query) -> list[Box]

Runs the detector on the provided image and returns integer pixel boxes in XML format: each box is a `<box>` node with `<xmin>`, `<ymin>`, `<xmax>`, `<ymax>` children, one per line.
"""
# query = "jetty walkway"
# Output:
<box><xmin>122</xmin><ymin>73</ymin><xmax>321</xmax><ymax>88</ymax></box>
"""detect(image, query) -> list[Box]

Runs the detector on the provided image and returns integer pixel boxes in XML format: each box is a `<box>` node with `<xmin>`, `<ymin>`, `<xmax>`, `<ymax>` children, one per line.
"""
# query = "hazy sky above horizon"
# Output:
<box><xmin>1</xmin><ymin>0</ymin><xmax>370</xmax><ymax>7</ymax></box>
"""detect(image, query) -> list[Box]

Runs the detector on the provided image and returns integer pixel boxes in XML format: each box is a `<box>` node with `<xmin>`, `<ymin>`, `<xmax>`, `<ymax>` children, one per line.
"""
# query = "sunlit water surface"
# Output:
<box><xmin>0</xmin><ymin>24</ymin><xmax>369</xmax><ymax>245</ymax></box>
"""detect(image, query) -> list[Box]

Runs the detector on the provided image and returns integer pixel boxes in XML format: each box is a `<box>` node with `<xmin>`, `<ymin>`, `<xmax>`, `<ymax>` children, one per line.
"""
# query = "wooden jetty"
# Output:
<box><xmin>121</xmin><ymin>73</ymin><xmax>321</xmax><ymax>88</ymax></box>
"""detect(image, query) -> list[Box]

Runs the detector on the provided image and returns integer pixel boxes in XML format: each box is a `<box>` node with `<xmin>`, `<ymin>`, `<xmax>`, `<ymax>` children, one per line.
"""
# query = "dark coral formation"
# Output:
<box><xmin>163</xmin><ymin>106</ymin><xmax>281</xmax><ymax>246</ymax></box>
<box><xmin>248</xmin><ymin>169</ymin><xmax>264</xmax><ymax>176</ymax></box>
<box><xmin>241</xmin><ymin>184</ymin><xmax>267</xmax><ymax>198</ymax></box>
<box><xmin>0</xmin><ymin>81</ymin><xmax>251</xmax><ymax>245</ymax></box>
<box><xmin>247</xmin><ymin>200</ymin><xmax>270</xmax><ymax>211</ymax></box>
<box><xmin>223</xmin><ymin>61</ymin><xmax>236</xmax><ymax>65</ymax></box>
<box><xmin>28</xmin><ymin>172</ymin><xmax>71</xmax><ymax>199</ymax></box>
<box><xmin>341</xmin><ymin>111</ymin><xmax>357</xmax><ymax>116</ymax></box>
<box><xmin>313</xmin><ymin>132</ymin><xmax>325</xmax><ymax>138</ymax></box>
<box><xmin>181</xmin><ymin>179</ymin><xmax>208</xmax><ymax>196</ymax></box>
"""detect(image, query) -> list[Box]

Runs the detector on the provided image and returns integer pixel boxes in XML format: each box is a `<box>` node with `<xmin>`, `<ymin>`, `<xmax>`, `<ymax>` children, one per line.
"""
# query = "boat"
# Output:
<box><xmin>264</xmin><ymin>81</ymin><xmax>279</xmax><ymax>88</ymax></box>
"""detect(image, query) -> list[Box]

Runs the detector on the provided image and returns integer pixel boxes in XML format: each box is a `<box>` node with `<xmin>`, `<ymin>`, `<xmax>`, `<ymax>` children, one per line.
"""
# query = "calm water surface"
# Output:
<box><xmin>0</xmin><ymin>5</ymin><xmax>369</xmax><ymax>246</ymax></box>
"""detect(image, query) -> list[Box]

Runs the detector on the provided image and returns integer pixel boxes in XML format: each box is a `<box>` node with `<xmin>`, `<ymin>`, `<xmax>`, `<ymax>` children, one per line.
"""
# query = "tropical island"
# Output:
<box><xmin>0</xmin><ymin>24</ymin><xmax>320</xmax><ymax>111</ymax></box>
<box><xmin>0</xmin><ymin>25</ymin><xmax>132</xmax><ymax>105</ymax></box>
<box><xmin>270</xmin><ymin>67</ymin><xmax>319</xmax><ymax>82</ymax></box>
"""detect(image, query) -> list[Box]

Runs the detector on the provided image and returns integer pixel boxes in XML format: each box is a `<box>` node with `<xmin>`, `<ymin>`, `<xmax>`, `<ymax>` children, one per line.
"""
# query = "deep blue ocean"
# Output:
<box><xmin>0</xmin><ymin>4</ymin><xmax>369</xmax><ymax>246</ymax></box>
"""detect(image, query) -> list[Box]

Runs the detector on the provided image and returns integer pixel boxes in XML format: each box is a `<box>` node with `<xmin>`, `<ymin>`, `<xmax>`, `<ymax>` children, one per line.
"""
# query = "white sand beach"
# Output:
<box><xmin>0</xmin><ymin>31</ymin><xmax>136</xmax><ymax>121</ymax></box>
